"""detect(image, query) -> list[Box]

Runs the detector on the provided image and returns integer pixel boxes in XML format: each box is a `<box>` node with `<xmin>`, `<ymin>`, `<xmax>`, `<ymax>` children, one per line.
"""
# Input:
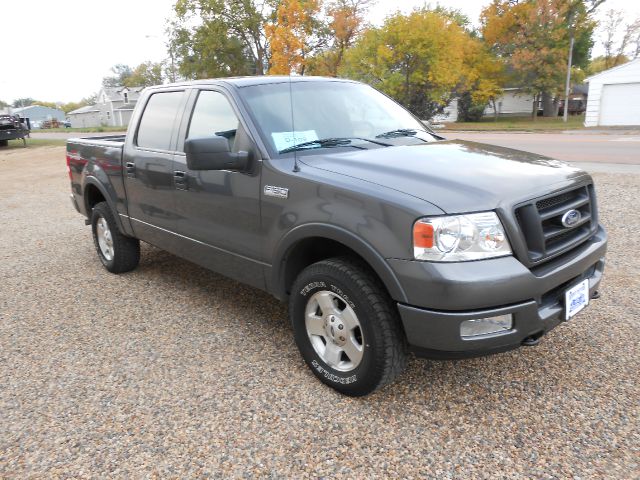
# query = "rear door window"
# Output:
<box><xmin>136</xmin><ymin>91</ymin><xmax>184</xmax><ymax>151</ymax></box>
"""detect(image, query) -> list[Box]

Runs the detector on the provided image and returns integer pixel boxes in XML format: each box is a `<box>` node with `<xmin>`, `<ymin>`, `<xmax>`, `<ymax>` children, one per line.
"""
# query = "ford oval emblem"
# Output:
<box><xmin>561</xmin><ymin>209</ymin><xmax>581</xmax><ymax>228</ymax></box>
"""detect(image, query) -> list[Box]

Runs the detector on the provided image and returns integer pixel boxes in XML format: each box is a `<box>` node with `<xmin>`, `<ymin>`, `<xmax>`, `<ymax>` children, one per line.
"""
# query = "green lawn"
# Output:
<box><xmin>1</xmin><ymin>138</ymin><xmax>66</xmax><ymax>150</ymax></box>
<box><xmin>441</xmin><ymin>115</ymin><xmax>586</xmax><ymax>131</ymax></box>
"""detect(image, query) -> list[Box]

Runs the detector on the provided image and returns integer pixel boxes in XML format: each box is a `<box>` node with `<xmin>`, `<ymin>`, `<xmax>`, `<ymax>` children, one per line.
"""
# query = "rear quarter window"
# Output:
<box><xmin>136</xmin><ymin>91</ymin><xmax>184</xmax><ymax>151</ymax></box>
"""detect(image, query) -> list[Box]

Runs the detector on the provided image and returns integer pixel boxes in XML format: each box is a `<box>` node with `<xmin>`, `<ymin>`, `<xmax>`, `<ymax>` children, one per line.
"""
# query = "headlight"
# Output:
<box><xmin>413</xmin><ymin>212</ymin><xmax>512</xmax><ymax>261</ymax></box>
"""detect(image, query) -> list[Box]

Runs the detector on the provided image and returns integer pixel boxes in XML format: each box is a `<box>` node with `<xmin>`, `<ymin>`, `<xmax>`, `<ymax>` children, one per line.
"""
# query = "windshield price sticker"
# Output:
<box><xmin>272</xmin><ymin>130</ymin><xmax>318</xmax><ymax>152</ymax></box>
<box><xmin>565</xmin><ymin>279</ymin><xmax>589</xmax><ymax>320</ymax></box>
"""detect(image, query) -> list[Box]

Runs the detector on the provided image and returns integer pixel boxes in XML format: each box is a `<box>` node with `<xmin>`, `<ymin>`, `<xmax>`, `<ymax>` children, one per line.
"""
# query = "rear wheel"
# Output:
<box><xmin>289</xmin><ymin>257</ymin><xmax>407</xmax><ymax>396</ymax></box>
<box><xmin>91</xmin><ymin>201</ymin><xmax>140</xmax><ymax>273</ymax></box>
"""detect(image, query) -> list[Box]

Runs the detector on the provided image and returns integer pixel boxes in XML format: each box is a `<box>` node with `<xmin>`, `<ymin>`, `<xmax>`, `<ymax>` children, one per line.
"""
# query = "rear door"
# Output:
<box><xmin>171</xmin><ymin>88</ymin><xmax>264</xmax><ymax>288</ymax></box>
<box><xmin>123</xmin><ymin>90</ymin><xmax>187</xmax><ymax>239</ymax></box>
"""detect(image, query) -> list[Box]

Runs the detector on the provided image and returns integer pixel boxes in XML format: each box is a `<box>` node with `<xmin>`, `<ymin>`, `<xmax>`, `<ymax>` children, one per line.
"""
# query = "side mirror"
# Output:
<box><xmin>184</xmin><ymin>136</ymin><xmax>249</xmax><ymax>171</ymax></box>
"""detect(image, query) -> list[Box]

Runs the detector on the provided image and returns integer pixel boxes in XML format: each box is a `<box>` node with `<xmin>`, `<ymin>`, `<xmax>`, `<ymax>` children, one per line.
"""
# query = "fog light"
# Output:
<box><xmin>460</xmin><ymin>314</ymin><xmax>513</xmax><ymax>338</ymax></box>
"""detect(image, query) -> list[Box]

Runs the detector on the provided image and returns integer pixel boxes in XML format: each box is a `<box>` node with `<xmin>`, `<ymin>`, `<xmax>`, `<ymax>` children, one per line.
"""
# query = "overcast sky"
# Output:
<box><xmin>1</xmin><ymin>0</ymin><xmax>638</xmax><ymax>104</ymax></box>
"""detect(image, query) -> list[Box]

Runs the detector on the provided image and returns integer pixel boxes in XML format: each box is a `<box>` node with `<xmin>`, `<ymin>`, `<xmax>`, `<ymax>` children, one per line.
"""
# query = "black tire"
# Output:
<box><xmin>289</xmin><ymin>257</ymin><xmax>407</xmax><ymax>396</ymax></box>
<box><xmin>0</xmin><ymin>140</ymin><xmax>8</xmax><ymax>147</ymax></box>
<box><xmin>91</xmin><ymin>201</ymin><xmax>140</xmax><ymax>273</ymax></box>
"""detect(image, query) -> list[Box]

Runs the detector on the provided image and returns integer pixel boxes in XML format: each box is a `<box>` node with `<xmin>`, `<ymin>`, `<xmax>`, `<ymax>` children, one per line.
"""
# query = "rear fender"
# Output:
<box><xmin>83</xmin><ymin>175</ymin><xmax>126</xmax><ymax>234</ymax></box>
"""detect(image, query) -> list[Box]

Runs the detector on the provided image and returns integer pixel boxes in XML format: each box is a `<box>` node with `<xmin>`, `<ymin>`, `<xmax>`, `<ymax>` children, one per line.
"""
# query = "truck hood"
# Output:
<box><xmin>299</xmin><ymin>140</ymin><xmax>589</xmax><ymax>213</ymax></box>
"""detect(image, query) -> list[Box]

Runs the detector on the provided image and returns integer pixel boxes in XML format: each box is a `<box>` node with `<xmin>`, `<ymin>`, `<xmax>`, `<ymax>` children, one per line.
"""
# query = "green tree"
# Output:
<box><xmin>12</xmin><ymin>98</ymin><xmax>36</xmax><ymax>108</ymax></box>
<box><xmin>124</xmin><ymin>61</ymin><xmax>164</xmax><ymax>87</ymax></box>
<box><xmin>172</xmin><ymin>0</ymin><xmax>277</xmax><ymax>77</ymax></box>
<box><xmin>103</xmin><ymin>64</ymin><xmax>133</xmax><ymax>88</ymax></box>
<box><xmin>60</xmin><ymin>94</ymin><xmax>98</xmax><ymax>113</ymax></box>
<box><xmin>0</xmin><ymin>99</ymin><xmax>8</xmax><ymax>109</ymax></box>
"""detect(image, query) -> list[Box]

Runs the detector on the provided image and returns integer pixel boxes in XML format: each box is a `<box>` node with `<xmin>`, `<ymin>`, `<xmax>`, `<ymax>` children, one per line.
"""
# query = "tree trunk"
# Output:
<box><xmin>542</xmin><ymin>91</ymin><xmax>556</xmax><ymax>117</ymax></box>
<box><xmin>491</xmin><ymin>98</ymin><xmax>498</xmax><ymax>121</ymax></box>
<box><xmin>531</xmin><ymin>94</ymin><xmax>538</xmax><ymax>120</ymax></box>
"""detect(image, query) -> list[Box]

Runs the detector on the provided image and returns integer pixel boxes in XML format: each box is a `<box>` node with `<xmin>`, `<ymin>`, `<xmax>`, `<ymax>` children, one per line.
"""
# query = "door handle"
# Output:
<box><xmin>174</xmin><ymin>170</ymin><xmax>187</xmax><ymax>190</ymax></box>
<box><xmin>125</xmin><ymin>162</ymin><xmax>136</xmax><ymax>177</ymax></box>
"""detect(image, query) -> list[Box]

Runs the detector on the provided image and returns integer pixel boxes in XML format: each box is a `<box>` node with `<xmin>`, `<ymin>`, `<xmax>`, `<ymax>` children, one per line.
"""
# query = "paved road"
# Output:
<box><xmin>34</xmin><ymin>130</ymin><xmax>639</xmax><ymax>165</ymax></box>
<box><xmin>444</xmin><ymin>131</ymin><xmax>640</xmax><ymax>164</ymax></box>
<box><xmin>1</xmin><ymin>146</ymin><xmax>638</xmax><ymax>477</ymax></box>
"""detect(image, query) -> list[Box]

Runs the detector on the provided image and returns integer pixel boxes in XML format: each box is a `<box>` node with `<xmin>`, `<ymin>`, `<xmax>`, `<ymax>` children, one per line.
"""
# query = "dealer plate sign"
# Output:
<box><xmin>565</xmin><ymin>279</ymin><xmax>589</xmax><ymax>320</ymax></box>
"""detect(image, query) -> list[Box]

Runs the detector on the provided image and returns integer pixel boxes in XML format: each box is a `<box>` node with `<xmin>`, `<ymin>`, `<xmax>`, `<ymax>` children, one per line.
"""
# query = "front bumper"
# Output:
<box><xmin>391</xmin><ymin>225</ymin><xmax>607</xmax><ymax>358</ymax></box>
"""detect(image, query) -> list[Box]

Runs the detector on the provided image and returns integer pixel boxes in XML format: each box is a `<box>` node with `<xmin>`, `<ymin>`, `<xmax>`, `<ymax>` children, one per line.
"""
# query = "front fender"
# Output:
<box><xmin>270</xmin><ymin>223</ymin><xmax>408</xmax><ymax>303</ymax></box>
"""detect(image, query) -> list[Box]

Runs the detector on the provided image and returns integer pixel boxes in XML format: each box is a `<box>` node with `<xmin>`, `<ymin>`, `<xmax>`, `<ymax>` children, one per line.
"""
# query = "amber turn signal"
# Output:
<box><xmin>413</xmin><ymin>221</ymin><xmax>434</xmax><ymax>249</ymax></box>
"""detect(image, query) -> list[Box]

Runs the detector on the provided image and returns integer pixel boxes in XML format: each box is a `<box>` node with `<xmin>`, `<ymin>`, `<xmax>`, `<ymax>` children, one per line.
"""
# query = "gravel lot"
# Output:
<box><xmin>1</xmin><ymin>146</ymin><xmax>638</xmax><ymax>478</ymax></box>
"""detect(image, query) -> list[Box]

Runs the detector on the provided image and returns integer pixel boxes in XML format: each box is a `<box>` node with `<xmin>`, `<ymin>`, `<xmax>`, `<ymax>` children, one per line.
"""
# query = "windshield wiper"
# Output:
<box><xmin>375</xmin><ymin>128</ymin><xmax>425</xmax><ymax>139</ymax></box>
<box><xmin>279</xmin><ymin>137</ymin><xmax>391</xmax><ymax>154</ymax></box>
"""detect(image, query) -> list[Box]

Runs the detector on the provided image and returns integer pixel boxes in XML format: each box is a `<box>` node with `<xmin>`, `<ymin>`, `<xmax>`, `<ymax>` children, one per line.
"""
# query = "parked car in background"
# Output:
<box><xmin>0</xmin><ymin>114</ymin><xmax>29</xmax><ymax>146</ymax></box>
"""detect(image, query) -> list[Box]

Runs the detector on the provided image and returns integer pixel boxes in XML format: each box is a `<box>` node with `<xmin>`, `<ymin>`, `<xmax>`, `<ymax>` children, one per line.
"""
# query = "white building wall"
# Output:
<box><xmin>69</xmin><ymin>112</ymin><xmax>102</xmax><ymax>128</ymax></box>
<box><xmin>431</xmin><ymin>98</ymin><xmax>458</xmax><ymax>123</ymax></box>
<box><xmin>483</xmin><ymin>90</ymin><xmax>534</xmax><ymax>116</ymax></box>
<box><xmin>585</xmin><ymin>59</ymin><xmax>640</xmax><ymax>127</ymax></box>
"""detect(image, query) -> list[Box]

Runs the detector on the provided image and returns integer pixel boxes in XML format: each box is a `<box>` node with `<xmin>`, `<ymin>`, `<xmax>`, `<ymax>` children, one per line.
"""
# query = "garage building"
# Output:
<box><xmin>584</xmin><ymin>58</ymin><xmax>640</xmax><ymax>127</ymax></box>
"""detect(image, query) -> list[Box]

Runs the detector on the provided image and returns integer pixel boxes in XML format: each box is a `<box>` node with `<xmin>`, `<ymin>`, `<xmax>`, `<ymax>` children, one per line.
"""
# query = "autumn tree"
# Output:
<box><xmin>341</xmin><ymin>8</ymin><xmax>502</xmax><ymax>120</ymax></box>
<box><xmin>265</xmin><ymin>0</ymin><xmax>325</xmax><ymax>74</ymax></box>
<box><xmin>307</xmin><ymin>0</ymin><xmax>372</xmax><ymax>76</ymax></box>
<box><xmin>481</xmin><ymin>0</ymin><xmax>598</xmax><ymax>118</ymax></box>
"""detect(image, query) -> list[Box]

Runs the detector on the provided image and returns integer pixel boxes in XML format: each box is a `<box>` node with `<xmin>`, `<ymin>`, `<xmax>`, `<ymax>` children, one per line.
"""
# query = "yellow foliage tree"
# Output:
<box><xmin>265</xmin><ymin>0</ymin><xmax>323</xmax><ymax>75</ymax></box>
<box><xmin>340</xmin><ymin>8</ymin><xmax>503</xmax><ymax>120</ymax></box>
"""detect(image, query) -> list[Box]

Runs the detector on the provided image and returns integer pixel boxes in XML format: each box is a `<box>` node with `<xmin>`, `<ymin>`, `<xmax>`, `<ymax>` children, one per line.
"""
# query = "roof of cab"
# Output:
<box><xmin>147</xmin><ymin>75</ymin><xmax>358</xmax><ymax>91</ymax></box>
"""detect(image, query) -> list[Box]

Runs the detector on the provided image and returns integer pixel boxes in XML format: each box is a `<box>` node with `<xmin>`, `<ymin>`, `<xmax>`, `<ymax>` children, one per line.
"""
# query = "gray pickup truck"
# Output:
<box><xmin>67</xmin><ymin>77</ymin><xmax>607</xmax><ymax>396</ymax></box>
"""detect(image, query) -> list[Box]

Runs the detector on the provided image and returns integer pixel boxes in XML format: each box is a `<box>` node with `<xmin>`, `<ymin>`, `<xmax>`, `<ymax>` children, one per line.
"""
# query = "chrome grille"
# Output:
<box><xmin>515</xmin><ymin>185</ymin><xmax>597</xmax><ymax>264</ymax></box>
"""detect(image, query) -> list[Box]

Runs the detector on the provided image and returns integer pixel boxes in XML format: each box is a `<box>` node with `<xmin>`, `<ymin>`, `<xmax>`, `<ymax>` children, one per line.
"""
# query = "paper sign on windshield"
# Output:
<box><xmin>271</xmin><ymin>130</ymin><xmax>318</xmax><ymax>152</ymax></box>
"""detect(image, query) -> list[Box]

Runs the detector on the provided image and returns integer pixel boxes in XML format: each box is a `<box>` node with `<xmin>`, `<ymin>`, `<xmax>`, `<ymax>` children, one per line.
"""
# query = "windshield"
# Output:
<box><xmin>238</xmin><ymin>80</ymin><xmax>438</xmax><ymax>155</ymax></box>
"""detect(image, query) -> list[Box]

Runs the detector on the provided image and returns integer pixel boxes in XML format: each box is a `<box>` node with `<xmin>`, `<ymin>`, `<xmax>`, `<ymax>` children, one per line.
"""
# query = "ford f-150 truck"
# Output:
<box><xmin>67</xmin><ymin>77</ymin><xmax>607</xmax><ymax>396</ymax></box>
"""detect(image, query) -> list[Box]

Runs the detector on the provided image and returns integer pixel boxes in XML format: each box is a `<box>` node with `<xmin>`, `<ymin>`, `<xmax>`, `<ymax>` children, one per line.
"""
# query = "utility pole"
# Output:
<box><xmin>563</xmin><ymin>29</ymin><xmax>575</xmax><ymax>123</ymax></box>
<box><xmin>564</xmin><ymin>1</ymin><xmax>606</xmax><ymax>122</ymax></box>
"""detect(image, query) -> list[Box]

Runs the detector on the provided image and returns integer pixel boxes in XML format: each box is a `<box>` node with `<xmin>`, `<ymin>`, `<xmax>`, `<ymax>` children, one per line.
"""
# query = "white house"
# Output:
<box><xmin>67</xmin><ymin>105</ymin><xmax>102</xmax><ymax>128</ymax></box>
<box><xmin>431</xmin><ymin>98</ymin><xmax>458</xmax><ymax>123</ymax></box>
<box><xmin>67</xmin><ymin>86</ymin><xmax>144</xmax><ymax>128</ymax></box>
<box><xmin>584</xmin><ymin>58</ymin><xmax>640</xmax><ymax>127</ymax></box>
<box><xmin>483</xmin><ymin>88</ymin><xmax>535</xmax><ymax>117</ymax></box>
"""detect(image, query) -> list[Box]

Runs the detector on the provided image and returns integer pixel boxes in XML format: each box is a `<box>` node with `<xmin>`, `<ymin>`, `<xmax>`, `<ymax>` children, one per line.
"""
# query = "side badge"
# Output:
<box><xmin>264</xmin><ymin>185</ymin><xmax>289</xmax><ymax>199</ymax></box>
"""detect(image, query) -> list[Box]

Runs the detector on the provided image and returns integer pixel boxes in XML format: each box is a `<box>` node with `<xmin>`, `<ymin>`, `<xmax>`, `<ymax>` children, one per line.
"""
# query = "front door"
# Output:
<box><xmin>171</xmin><ymin>89</ymin><xmax>264</xmax><ymax>288</ymax></box>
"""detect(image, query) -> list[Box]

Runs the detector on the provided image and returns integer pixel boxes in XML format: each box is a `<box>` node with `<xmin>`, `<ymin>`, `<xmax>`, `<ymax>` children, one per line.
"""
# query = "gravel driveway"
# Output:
<box><xmin>1</xmin><ymin>146</ymin><xmax>638</xmax><ymax>478</ymax></box>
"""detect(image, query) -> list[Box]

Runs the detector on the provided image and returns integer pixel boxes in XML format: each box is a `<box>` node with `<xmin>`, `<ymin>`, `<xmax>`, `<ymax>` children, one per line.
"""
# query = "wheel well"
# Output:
<box><xmin>283</xmin><ymin>237</ymin><xmax>381</xmax><ymax>297</ymax></box>
<box><xmin>85</xmin><ymin>184</ymin><xmax>106</xmax><ymax>214</ymax></box>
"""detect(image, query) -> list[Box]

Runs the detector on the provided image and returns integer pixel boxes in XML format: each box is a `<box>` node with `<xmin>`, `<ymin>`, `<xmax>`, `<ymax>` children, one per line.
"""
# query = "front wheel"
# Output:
<box><xmin>289</xmin><ymin>257</ymin><xmax>407</xmax><ymax>396</ymax></box>
<box><xmin>91</xmin><ymin>201</ymin><xmax>140</xmax><ymax>273</ymax></box>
